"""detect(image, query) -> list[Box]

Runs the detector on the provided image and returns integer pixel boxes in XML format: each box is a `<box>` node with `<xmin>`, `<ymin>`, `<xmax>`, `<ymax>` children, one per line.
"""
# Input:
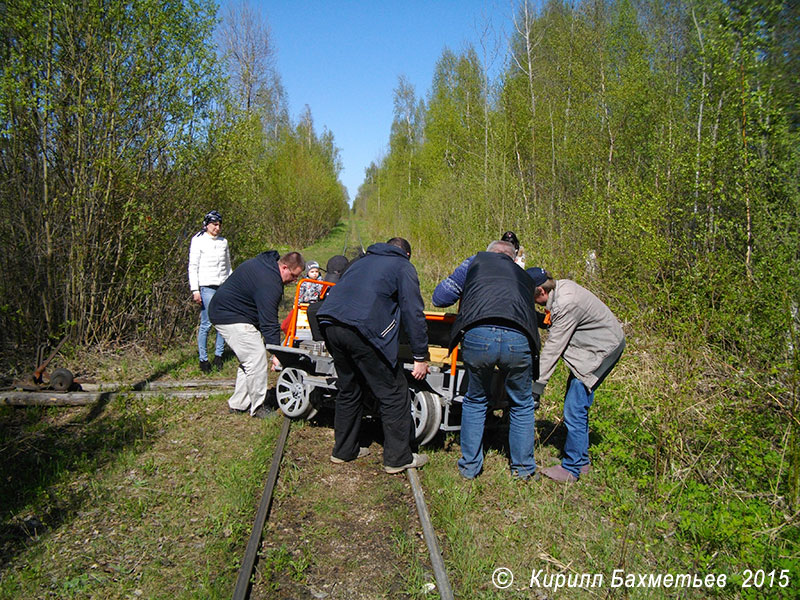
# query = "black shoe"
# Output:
<box><xmin>252</xmin><ymin>406</ymin><xmax>273</xmax><ymax>419</ymax></box>
<box><xmin>199</xmin><ymin>360</ymin><xmax>211</xmax><ymax>373</ymax></box>
<box><xmin>213</xmin><ymin>355</ymin><xmax>224</xmax><ymax>370</ymax></box>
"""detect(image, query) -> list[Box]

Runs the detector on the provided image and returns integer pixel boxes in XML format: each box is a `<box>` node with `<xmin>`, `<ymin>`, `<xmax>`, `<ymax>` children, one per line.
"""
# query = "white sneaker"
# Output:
<box><xmin>383</xmin><ymin>453</ymin><xmax>429</xmax><ymax>474</ymax></box>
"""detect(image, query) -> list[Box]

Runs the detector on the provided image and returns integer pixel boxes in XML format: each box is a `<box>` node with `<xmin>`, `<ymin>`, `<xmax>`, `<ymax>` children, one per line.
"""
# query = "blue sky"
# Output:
<box><xmin>232</xmin><ymin>0</ymin><xmax>513</xmax><ymax>202</ymax></box>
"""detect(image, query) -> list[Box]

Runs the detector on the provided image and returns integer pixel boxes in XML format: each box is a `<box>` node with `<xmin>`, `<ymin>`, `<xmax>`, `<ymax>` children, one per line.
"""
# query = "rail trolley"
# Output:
<box><xmin>266</xmin><ymin>278</ymin><xmax>494</xmax><ymax>446</ymax></box>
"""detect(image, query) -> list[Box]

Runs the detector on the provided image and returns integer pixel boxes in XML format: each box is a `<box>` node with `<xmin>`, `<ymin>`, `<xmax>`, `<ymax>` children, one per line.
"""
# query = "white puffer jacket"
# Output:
<box><xmin>188</xmin><ymin>232</ymin><xmax>231</xmax><ymax>292</ymax></box>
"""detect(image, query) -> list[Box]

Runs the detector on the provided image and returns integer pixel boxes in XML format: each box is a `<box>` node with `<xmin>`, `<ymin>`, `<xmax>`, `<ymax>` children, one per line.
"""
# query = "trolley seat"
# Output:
<box><xmin>397</xmin><ymin>310</ymin><xmax>459</xmax><ymax>370</ymax></box>
<box><xmin>281</xmin><ymin>278</ymin><xmax>336</xmax><ymax>347</ymax></box>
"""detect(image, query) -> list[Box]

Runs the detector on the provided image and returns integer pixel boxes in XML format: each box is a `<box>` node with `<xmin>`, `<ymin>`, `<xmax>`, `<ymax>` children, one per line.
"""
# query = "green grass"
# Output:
<box><xmin>0</xmin><ymin>378</ymin><xmax>285</xmax><ymax>600</ymax></box>
<box><xmin>3</xmin><ymin>215</ymin><xmax>797</xmax><ymax>599</ymax></box>
<box><xmin>412</xmin><ymin>346</ymin><xmax>799</xmax><ymax>599</ymax></box>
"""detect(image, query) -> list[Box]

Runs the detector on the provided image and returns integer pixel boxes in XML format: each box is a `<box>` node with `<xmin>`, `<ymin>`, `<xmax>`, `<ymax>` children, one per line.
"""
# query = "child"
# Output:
<box><xmin>298</xmin><ymin>260</ymin><xmax>324</xmax><ymax>303</ymax></box>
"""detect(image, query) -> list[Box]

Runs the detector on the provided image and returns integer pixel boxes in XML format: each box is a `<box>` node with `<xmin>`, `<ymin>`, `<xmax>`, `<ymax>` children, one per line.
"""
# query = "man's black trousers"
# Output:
<box><xmin>323</xmin><ymin>324</ymin><xmax>414</xmax><ymax>467</ymax></box>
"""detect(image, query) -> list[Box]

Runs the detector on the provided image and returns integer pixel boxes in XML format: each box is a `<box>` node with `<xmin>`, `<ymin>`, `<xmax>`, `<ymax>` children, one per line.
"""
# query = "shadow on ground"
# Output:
<box><xmin>292</xmin><ymin>399</ymin><xmax>603</xmax><ymax>471</ymax></box>
<box><xmin>0</xmin><ymin>353</ymin><xmax>192</xmax><ymax>569</ymax></box>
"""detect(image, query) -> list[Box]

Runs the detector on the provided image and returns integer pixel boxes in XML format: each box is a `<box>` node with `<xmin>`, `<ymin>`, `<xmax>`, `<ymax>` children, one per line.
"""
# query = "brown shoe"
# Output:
<box><xmin>541</xmin><ymin>464</ymin><xmax>578</xmax><ymax>482</ymax></box>
<box><xmin>580</xmin><ymin>464</ymin><xmax>591</xmax><ymax>475</ymax></box>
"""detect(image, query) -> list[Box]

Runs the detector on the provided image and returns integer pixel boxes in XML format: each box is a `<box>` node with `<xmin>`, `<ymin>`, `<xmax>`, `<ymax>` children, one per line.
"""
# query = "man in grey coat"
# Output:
<box><xmin>528</xmin><ymin>268</ymin><xmax>625</xmax><ymax>482</ymax></box>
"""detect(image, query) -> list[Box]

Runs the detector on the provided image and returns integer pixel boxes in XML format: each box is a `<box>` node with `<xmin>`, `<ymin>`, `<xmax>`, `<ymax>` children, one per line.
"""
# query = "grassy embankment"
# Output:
<box><xmin>1</xmin><ymin>217</ymin><xmax>796</xmax><ymax>599</ymax></box>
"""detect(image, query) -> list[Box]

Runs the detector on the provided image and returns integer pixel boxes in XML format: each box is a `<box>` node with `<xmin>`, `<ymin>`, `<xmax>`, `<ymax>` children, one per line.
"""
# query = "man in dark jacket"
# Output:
<box><xmin>317</xmin><ymin>237</ymin><xmax>430</xmax><ymax>474</ymax></box>
<box><xmin>433</xmin><ymin>240</ymin><xmax>540</xmax><ymax>480</ymax></box>
<box><xmin>209</xmin><ymin>251</ymin><xmax>304</xmax><ymax>417</ymax></box>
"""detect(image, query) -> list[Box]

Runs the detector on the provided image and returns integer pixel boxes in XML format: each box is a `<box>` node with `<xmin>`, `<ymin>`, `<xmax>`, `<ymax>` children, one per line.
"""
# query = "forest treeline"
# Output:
<box><xmin>0</xmin><ymin>0</ymin><xmax>347</xmax><ymax>353</ymax></box>
<box><xmin>357</xmin><ymin>0</ymin><xmax>798</xmax><ymax>390</ymax></box>
<box><xmin>356</xmin><ymin>0</ymin><xmax>800</xmax><ymax>522</ymax></box>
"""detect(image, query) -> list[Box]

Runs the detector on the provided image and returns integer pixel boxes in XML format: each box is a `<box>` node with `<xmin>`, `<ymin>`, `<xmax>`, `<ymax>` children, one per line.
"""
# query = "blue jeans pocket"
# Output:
<box><xmin>462</xmin><ymin>339</ymin><xmax>490</xmax><ymax>352</ymax></box>
<box><xmin>506</xmin><ymin>343</ymin><xmax>530</xmax><ymax>355</ymax></box>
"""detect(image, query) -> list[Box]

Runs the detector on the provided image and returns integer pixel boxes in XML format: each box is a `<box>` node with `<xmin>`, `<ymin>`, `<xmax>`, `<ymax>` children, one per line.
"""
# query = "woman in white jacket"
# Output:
<box><xmin>188</xmin><ymin>210</ymin><xmax>231</xmax><ymax>372</ymax></box>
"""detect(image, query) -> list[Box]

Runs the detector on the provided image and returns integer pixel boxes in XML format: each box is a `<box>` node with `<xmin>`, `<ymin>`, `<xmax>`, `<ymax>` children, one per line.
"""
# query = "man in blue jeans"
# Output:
<box><xmin>433</xmin><ymin>241</ymin><xmax>541</xmax><ymax>480</ymax></box>
<box><xmin>528</xmin><ymin>269</ymin><xmax>626</xmax><ymax>482</ymax></box>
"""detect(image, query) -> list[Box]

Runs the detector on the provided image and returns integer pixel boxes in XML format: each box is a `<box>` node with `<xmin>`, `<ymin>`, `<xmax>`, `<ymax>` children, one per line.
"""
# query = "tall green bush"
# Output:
<box><xmin>0</xmin><ymin>0</ymin><xmax>348</xmax><ymax>358</ymax></box>
<box><xmin>355</xmin><ymin>0</ymin><xmax>800</xmax><ymax>525</ymax></box>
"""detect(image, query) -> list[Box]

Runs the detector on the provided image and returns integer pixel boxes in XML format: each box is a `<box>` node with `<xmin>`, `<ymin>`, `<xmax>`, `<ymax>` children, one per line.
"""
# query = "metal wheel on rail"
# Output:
<box><xmin>276</xmin><ymin>367</ymin><xmax>318</xmax><ymax>419</ymax></box>
<box><xmin>411</xmin><ymin>390</ymin><xmax>442</xmax><ymax>446</ymax></box>
<box><xmin>50</xmin><ymin>368</ymin><xmax>74</xmax><ymax>392</ymax></box>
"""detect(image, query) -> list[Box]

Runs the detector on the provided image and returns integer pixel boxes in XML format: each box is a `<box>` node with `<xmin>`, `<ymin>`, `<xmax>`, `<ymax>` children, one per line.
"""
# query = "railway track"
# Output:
<box><xmin>229</xmin><ymin>218</ymin><xmax>456</xmax><ymax>597</ymax></box>
<box><xmin>232</xmin><ymin>415</ymin><xmax>454</xmax><ymax>600</ymax></box>
<box><xmin>342</xmin><ymin>216</ymin><xmax>366</xmax><ymax>261</ymax></box>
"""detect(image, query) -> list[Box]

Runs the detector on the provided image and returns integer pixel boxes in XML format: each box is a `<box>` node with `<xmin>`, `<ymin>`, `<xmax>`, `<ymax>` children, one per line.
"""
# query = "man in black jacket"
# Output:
<box><xmin>317</xmin><ymin>237</ymin><xmax>430</xmax><ymax>474</ymax></box>
<box><xmin>209</xmin><ymin>251</ymin><xmax>304</xmax><ymax>417</ymax></box>
<box><xmin>433</xmin><ymin>240</ymin><xmax>540</xmax><ymax>480</ymax></box>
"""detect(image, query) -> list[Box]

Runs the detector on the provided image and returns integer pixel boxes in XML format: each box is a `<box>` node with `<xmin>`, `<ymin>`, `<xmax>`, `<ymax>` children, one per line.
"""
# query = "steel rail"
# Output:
<box><xmin>407</xmin><ymin>468</ymin><xmax>455</xmax><ymax>600</ymax></box>
<box><xmin>342</xmin><ymin>215</ymin><xmax>352</xmax><ymax>256</ymax></box>
<box><xmin>232</xmin><ymin>415</ymin><xmax>292</xmax><ymax>600</ymax></box>
<box><xmin>353</xmin><ymin>217</ymin><xmax>365</xmax><ymax>255</ymax></box>
<box><xmin>341</xmin><ymin>215</ymin><xmax>366</xmax><ymax>258</ymax></box>
<box><xmin>79</xmin><ymin>379</ymin><xmax>236</xmax><ymax>391</ymax></box>
<box><xmin>0</xmin><ymin>388</ymin><xmax>235</xmax><ymax>406</ymax></box>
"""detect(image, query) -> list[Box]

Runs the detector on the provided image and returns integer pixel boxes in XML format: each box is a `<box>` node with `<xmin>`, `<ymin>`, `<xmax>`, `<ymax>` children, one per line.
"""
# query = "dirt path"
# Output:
<box><xmin>251</xmin><ymin>416</ymin><xmax>432</xmax><ymax>599</ymax></box>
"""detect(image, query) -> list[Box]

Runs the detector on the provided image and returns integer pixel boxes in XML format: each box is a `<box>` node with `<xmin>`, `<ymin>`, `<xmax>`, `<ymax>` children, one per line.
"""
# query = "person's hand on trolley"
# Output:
<box><xmin>411</xmin><ymin>360</ymin><xmax>429</xmax><ymax>380</ymax></box>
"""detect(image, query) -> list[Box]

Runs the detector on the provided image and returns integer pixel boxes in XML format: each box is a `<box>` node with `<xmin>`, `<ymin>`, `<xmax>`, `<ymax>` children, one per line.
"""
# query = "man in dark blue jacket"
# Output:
<box><xmin>317</xmin><ymin>237</ymin><xmax>430</xmax><ymax>474</ymax></box>
<box><xmin>210</xmin><ymin>251</ymin><xmax>304</xmax><ymax>417</ymax></box>
<box><xmin>433</xmin><ymin>240</ymin><xmax>540</xmax><ymax>480</ymax></box>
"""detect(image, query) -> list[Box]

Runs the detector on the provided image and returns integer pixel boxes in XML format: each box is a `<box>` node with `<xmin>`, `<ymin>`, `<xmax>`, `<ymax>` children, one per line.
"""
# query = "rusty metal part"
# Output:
<box><xmin>49</xmin><ymin>368</ymin><xmax>74</xmax><ymax>392</ymax></box>
<box><xmin>33</xmin><ymin>335</ymin><xmax>69</xmax><ymax>384</ymax></box>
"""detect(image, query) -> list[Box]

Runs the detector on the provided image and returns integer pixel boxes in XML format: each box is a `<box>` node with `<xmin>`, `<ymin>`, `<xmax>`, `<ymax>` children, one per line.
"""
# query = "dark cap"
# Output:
<box><xmin>203</xmin><ymin>210</ymin><xmax>222</xmax><ymax>226</ymax></box>
<box><xmin>323</xmin><ymin>255</ymin><xmax>349</xmax><ymax>283</ymax></box>
<box><xmin>501</xmin><ymin>231</ymin><xmax>520</xmax><ymax>251</ymax></box>
<box><xmin>526</xmin><ymin>267</ymin><xmax>549</xmax><ymax>288</ymax></box>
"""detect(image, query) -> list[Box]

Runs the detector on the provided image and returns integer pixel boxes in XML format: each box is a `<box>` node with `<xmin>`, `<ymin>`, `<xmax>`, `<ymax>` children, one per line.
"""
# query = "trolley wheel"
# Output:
<box><xmin>276</xmin><ymin>367</ymin><xmax>314</xmax><ymax>418</ymax></box>
<box><xmin>305</xmin><ymin>390</ymin><xmax>319</xmax><ymax>420</ymax></box>
<box><xmin>50</xmin><ymin>368</ymin><xmax>74</xmax><ymax>392</ymax></box>
<box><xmin>411</xmin><ymin>390</ymin><xmax>442</xmax><ymax>446</ymax></box>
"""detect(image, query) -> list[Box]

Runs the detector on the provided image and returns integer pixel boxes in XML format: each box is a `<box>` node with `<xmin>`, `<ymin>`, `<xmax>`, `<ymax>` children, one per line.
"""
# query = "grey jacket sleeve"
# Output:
<box><xmin>533</xmin><ymin>306</ymin><xmax>580</xmax><ymax>396</ymax></box>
